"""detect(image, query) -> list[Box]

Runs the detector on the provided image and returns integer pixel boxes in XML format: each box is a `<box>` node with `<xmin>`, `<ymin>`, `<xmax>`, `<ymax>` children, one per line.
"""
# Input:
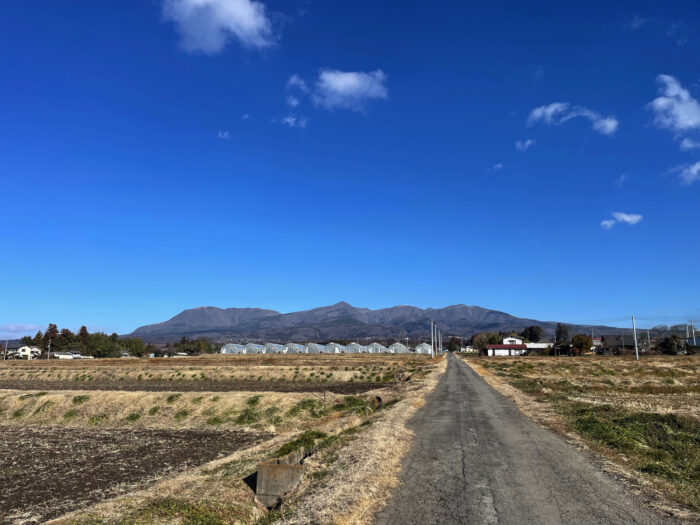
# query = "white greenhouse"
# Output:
<box><xmin>389</xmin><ymin>342</ymin><xmax>408</xmax><ymax>354</ymax></box>
<box><xmin>284</xmin><ymin>343</ymin><xmax>305</xmax><ymax>354</ymax></box>
<box><xmin>265</xmin><ymin>343</ymin><xmax>285</xmax><ymax>354</ymax></box>
<box><xmin>345</xmin><ymin>343</ymin><xmax>368</xmax><ymax>353</ymax></box>
<box><xmin>325</xmin><ymin>342</ymin><xmax>346</xmax><ymax>354</ymax></box>
<box><xmin>415</xmin><ymin>343</ymin><xmax>433</xmax><ymax>354</ymax></box>
<box><xmin>305</xmin><ymin>343</ymin><xmax>325</xmax><ymax>354</ymax></box>
<box><xmin>245</xmin><ymin>343</ymin><xmax>265</xmax><ymax>354</ymax></box>
<box><xmin>368</xmin><ymin>342</ymin><xmax>387</xmax><ymax>353</ymax></box>
<box><xmin>220</xmin><ymin>343</ymin><xmax>246</xmax><ymax>354</ymax></box>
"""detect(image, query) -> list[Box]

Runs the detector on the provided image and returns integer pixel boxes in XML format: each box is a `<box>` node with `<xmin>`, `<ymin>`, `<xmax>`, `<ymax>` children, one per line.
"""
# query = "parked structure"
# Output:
<box><xmin>285</xmin><ymin>343</ymin><xmax>305</xmax><ymax>354</ymax></box>
<box><xmin>415</xmin><ymin>342</ymin><xmax>433</xmax><ymax>354</ymax></box>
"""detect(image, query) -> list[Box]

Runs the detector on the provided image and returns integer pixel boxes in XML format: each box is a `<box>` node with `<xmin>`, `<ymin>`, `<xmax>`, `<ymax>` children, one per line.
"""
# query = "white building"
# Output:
<box><xmin>367</xmin><ymin>343</ymin><xmax>387</xmax><ymax>353</ymax></box>
<box><xmin>284</xmin><ymin>343</ymin><xmax>305</xmax><ymax>354</ymax></box>
<box><xmin>345</xmin><ymin>343</ymin><xmax>367</xmax><ymax>353</ymax></box>
<box><xmin>220</xmin><ymin>343</ymin><xmax>246</xmax><ymax>354</ymax></box>
<box><xmin>502</xmin><ymin>336</ymin><xmax>523</xmax><ymax>345</ymax></box>
<box><xmin>415</xmin><ymin>342</ymin><xmax>433</xmax><ymax>354</ymax></box>
<box><xmin>389</xmin><ymin>342</ymin><xmax>408</xmax><ymax>354</ymax></box>
<box><xmin>325</xmin><ymin>342</ymin><xmax>346</xmax><ymax>354</ymax></box>
<box><xmin>17</xmin><ymin>346</ymin><xmax>41</xmax><ymax>359</ymax></box>
<box><xmin>265</xmin><ymin>343</ymin><xmax>285</xmax><ymax>354</ymax></box>
<box><xmin>305</xmin><ymin>343</ymin><xmax>325</xmax><ymax>354</ymax></box>
<box><xmin>245</xmin><ymin>343</ymin><xmax>265</xmax><ymax>354</ymax></box>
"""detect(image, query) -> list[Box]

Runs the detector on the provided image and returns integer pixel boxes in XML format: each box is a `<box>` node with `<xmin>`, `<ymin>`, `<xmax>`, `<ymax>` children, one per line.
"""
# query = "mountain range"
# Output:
<box><xmin>130</xmin><ymin>302</ymin><xmax>621</xmax><ymax>343</ymax></box>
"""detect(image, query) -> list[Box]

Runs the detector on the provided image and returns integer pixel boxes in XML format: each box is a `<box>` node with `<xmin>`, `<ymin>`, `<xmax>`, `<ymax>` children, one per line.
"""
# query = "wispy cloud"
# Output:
<box><xmin>274</xmin><ymin>114</ymin><xmax>309</xmax><ymax>129</ymax></box>
<box><xmin>312</xmin><ymin>69</ymin><xmax>388</xmax><ymax>112</ymax></box>
<box><xmin>528</xmin><ymin>102</ymin><xmax>618</xmax><ymax>135</ymax></box>
<box><xmin>629</xmin><ymin>15</ymin><xmax>649</xmax><ymax>30</ymax></box>
<box><xmin>515</xmin><ymin>139</ymin><xmax>535</xmax><ymax>151</ymax></box>
<box><xmin>286</xmin><ymin>74</ymin><xmax>308</xmax><ymax>93</ymax></box>
<box><xmin>217</xmin><ymin>130</ymin><xmax>230</xmax><ymax>140</ymax></box>
<box><xmin>162</xmin><ymin>0</ymin><xmax>275</xmax><ymax>54</ymax></box>
<box><xmin>680</xmin><ymin>138</ymin><xmax>700</xmax><ymax>151</ymax></box>
<box><xmin>241</xmin><ymin>114</ymin><xmax>250</xmax><ymax>120</ymax></box>
<box><xmin>669</xmin><ymin>162</ymin><xmax>700</xmax><ymax>185</ymax></box>
<box><xmin>615</xmin><ymin>173</ymin><xmax>628</xmax><ymax>186</ymax></box>
<box><xmin>601</xmin><ymin>212</ymin><xmax>643</xmax><ymax>229</ymax></box>
<box><xmin>487</xmin><ymin>162</ymin><xmax>503</xmax><ymax>172</ymax></box>
<box><xmin>0</xmin><ymin>323</ymin><xmax>41</xmax><ymax>338</ymax></box>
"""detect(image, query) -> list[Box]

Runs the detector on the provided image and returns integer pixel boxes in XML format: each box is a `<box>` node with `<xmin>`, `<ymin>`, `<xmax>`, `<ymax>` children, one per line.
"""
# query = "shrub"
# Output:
<box><xmin>246</xmin><ymin>395</ymin><xmax>262</xmax><ymax>407</ymax></box>
<box><xmin>125</xmin><ymin>412</ymin><xmax>142</xmax><ymax>422</ymax></box>
<box><xmin>72</xmin><ymin>395</ymin><xmax>90</xmax><ymax>405</ymax></box>
<box><xmin>276</xmin><ymin>430</ymin><xmax>328</xmax><ymax>456</ymax></box>
<box><xmin>63</xmin><ymin>409</ymin><xmax>79</xmax><ymax>420</ymax></box>
<box><xmin>148</xmin><ymin>406</ymin><xmax>161</xmax><ymax>416</ymax></box>
<box><xmin>174</xmin><ymin>409</ymin><xmax>189</xmax><ymax>421</ymax></box>
<box><xmin>235</xmin><ymin>407</ymin><xmax>260</xmax><ymax>425</ymax></box>
<box><xmin>167</xmin><ymin>394</ymin><xmax>181</xmax><ymax>404</ymax></box>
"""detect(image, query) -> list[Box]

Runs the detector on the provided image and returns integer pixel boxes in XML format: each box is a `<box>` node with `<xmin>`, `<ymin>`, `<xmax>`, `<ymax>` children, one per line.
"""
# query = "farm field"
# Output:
<box><xmin>464</xmin><ymin>355</ymin><xmax>700</xmax><ymax>514</ymax></box>
<box><xmin>0</xmin><ymin>354</ymin><xmax>442</xmax><ymax>524</ymax></box>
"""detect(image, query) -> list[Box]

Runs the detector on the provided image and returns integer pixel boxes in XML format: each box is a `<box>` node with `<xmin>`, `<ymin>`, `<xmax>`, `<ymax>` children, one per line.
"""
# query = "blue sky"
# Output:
<box><xmin>1</xmin><ymin>1</ymin><xmax>699</xmax><ymax>338</ymax></box>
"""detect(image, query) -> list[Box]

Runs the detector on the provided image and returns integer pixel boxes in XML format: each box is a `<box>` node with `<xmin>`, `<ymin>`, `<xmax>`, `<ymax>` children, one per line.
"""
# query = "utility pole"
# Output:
<box><xmin>3</xmin><ymin>340</ymin><xmax>7</xmax><ymax>361</ymax></box>
<box><xmin>632</xmin><ymin>316</ymin><xmax>639</xmax><ymax>361</ymax></box>
<box><xmin>691</xmin><ymin>320</ymin><xmax>697</xmax><ymax>346</ymax></box>
<box><xmin>48</xmin><ymin>338</ymin><xmax>52</xmax><ymax>360</ymax></box>
<box><xmin>430</xmin><ymin>319</ymin><xmax>435</xmax><ymax>358</ymax></box>
<box><xmin>647</xmin><ymin>331</ymin><xmax>651</xmax><ymax>352</ymax></box>
<box><xmin>405</xmin><ymin>337</ymin><xmax>409</xmax><ymax>351</ymax></box>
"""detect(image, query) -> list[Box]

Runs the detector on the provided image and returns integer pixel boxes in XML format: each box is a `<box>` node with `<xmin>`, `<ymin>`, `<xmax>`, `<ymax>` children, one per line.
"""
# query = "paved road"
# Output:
<box><xmin>374</xmin><ymin>353</ymin><xmax>678</xmax><ymax>525</ymax></box>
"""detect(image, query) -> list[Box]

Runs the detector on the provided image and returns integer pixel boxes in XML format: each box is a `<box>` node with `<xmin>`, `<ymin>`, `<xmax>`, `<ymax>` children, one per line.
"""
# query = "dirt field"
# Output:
<box><xmin>0</xmin><ymin>353</ymin><xmax>442</xmax><ymax>524</ymax></box>
<box><xmin>464</xmin><ymin>354</ymin><xmax>700</xmax><ymax>515</ymax></box>
<box><xmin>0</xmin><ymin>379</ymin><xmax>382</xmax><ymax>394</ymax></box>
<box><xmin>0</xmin><ymin>427</ymin><xmax>270</xmax><ymax>524</ymax></box>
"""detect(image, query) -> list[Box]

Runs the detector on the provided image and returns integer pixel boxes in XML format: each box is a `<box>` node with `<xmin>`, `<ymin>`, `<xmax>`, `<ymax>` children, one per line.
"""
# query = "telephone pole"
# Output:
<box><xmin>632</xmin><ymin>316</ymin><xmax>639</xmax><ymax>361</ymax></box>
<box><xmin>430</xmin><ymin>319</ymin><xmax>435</xmax><ymax>358</ymax></box>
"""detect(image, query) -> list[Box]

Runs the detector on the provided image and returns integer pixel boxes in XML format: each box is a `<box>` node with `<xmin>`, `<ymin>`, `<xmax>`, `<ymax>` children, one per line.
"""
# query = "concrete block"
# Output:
<box><xmin>256</xmin><ymin>459</ymin><xmax>305</xmax><ymax>508</ymax></box>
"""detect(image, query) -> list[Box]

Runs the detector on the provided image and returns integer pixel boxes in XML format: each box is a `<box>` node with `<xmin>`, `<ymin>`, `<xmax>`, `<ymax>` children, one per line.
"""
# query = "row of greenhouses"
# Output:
<box><xmin>219</xmin><ymin>342</ymin><xmax>435</xmax><ymax>355</ymax></box>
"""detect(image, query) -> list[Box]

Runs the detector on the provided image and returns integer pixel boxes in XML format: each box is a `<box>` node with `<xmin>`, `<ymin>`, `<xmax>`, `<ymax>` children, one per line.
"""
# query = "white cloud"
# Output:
<box><xmin>680</xmin><ymin>138</ymin><xmax>700</xmax><ymax>150</ymax></box>
<box><xmin>286</xmin><ymin>95</ymin><xmax>300</xmax><ymax>107</ymax></box>
<box><xmin>217</xmin><ymin>130</ymin><xmax>230</xmax><ymax>139</ymax></box>
<box><xmin>650</xmin><ymin>75</ymin><xmax>700</xmax><ymax>133</ymax></box>
<box><xmin>286</xmin><ymin>74</ymin><xmax>308</xmax><ymax>92</ymax></box>
<box><xmin>615</xmin><ymin>173</ymin><xmax>627</xmax><ymax>186</ymax></box>
<box><xmin>312</xmin><ymin>69</ymin><xmax>388</xmax><ymax>112</ymax></box>
<box><xmin>601</xmin><ymin>212</ymin><xmax>643</xmax><ymax>229</ymax></box>
<box><xmin>275</xmin><ymin>114</ymin><xmax>309</xmax><ymax>128</ymax></box>
<box><xmin>515</xmin><ymin>139</ymin><xmax>535</xmax><ymax>151</ymax></box>
<box><xmin>241</xmin><ymin>113</ymin><xmax>250</xmax><ymax>119</ymax></box>
<box><xmin>528</xmin><ymin>102</ymin><xmax>618</xmax><ymax>135</ymax></box>
<box><xmin>162</xmin><ymin>0</ymin><xmax>274</xmax><ymax>54</ymax></box>
<box><xmin>486</xmin><ymin>162</ymin><xmax>503</xmax><ymax>172</ymax></box>
<box><xmin>612</xmin><ymin>212</ymin><xmax>643</xmax><ymax>225</ymax></box>
<box><xmin>670</xmin><ymin>162</ymin><xmax>700</xmax><ymax>185</ymax></box>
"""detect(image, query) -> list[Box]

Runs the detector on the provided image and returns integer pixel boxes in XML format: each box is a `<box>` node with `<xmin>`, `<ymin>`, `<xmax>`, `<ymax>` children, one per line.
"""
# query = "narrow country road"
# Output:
<box><xmin>374</xmin><ymin>353</ymin><xmax>679</xmax><ymax>525</ymax></box>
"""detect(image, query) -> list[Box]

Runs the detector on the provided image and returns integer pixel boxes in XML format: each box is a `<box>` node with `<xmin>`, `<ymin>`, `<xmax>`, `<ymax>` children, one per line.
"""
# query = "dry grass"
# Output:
<box><xmin>463</xmin><ymin>354</ymin><xmax>700</xmax><ymax>521</ymax></box>
<box><xmin>0</xmin><ymin>354</ymin><xmax>432</xmax><ymax>384</ymax></box>
<box><xmin>0</xmin><ymin>389</ymin><xmax>378</xmax><ymax>433</ymax></box>
<box><xmin>0</xmin><ymin>354</ymin><xmax>443</xmax><ymax>525</ymax></box>
<box><xmin>277</xmin><ymin>357</ymin><xmax>447</xmax><ymax>525</ymax></box>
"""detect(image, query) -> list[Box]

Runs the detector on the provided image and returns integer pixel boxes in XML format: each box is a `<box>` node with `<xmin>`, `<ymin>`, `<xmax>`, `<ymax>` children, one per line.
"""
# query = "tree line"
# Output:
<box><xmin>19</xmin><ymin>325</ymin><xmax>218</xmax><ymax>358</ymax></box>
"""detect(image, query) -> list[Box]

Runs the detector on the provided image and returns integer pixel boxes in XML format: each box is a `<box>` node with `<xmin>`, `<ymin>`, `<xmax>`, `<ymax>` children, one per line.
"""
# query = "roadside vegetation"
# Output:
<box><xmin>464</xmin><ymin>355</ymin><xmax>699</xmax><ymax>513</ymax></box>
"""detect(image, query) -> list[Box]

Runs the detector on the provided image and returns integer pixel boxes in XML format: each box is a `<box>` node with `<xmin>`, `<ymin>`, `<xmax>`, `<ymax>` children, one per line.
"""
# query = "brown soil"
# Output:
<box><xmin>0</xmin><ymin>426</ymin><xmax>271</xmax><ymax>525</ymax></box>
<box><xmin>0</xmin><ymin>379</ymin><xmax>387</xmax><ymax>394</ymax></box>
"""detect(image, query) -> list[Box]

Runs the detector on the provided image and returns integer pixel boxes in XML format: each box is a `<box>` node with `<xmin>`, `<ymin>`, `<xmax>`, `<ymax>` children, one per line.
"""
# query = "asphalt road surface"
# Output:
<box><xmin>374</xmin><ymin>353</ymin><xmax>679</xmax><ymax>525</ymax></box>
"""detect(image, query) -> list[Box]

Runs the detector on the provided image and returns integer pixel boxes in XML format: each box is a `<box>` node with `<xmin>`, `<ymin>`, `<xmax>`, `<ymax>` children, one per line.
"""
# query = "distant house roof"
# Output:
<box><xmin>486</xmin><ymin>344</ymin><xmax>527</xmax><ymax>350</ymax></box>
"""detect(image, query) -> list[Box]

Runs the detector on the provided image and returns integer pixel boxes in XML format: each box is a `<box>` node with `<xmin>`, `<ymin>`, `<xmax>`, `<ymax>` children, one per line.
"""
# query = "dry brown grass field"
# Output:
<box><xmin>0</xmin><ymin>354</ymin><xmax>444</xmax><ymax>525</ymax></box>
<box><xmin>463</xmin><ymin>354</ymin><xmax>700</xmax><ymax>516</ymax></box>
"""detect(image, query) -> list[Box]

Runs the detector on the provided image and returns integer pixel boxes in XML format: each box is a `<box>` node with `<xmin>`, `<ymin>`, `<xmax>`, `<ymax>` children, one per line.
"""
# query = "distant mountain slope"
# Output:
<box><xmin>130</xmin><ymin>302</ymin><xmax>620</xmax><ymax>343</ymax></box>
